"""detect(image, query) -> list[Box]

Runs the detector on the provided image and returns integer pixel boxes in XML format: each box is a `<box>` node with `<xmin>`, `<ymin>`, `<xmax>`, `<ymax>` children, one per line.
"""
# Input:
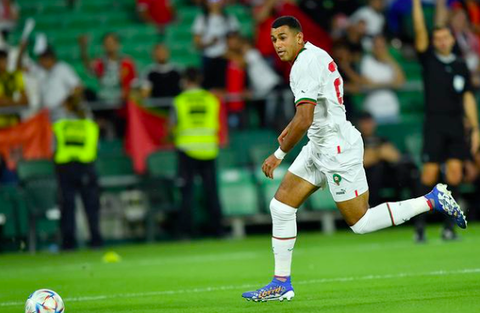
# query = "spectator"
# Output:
<box><xmin>136</xmin><ymin>0</ymin><xmax>174</xmax><ymax>34</ymax></box>
<box><xmin>192</xmin><ymin>0</ymin><xmax>239</xmax><ymax>90</ymax></box>
<box><xmin>350</xmin><ymin>0</ymin><xmax>386</xmax><ymax>37</ymax></box>
<box><xmin>0</xmin><ymin>49</ymin><xmax>28</xmax><ymax>128</ymax></box>
<box><xmin>298</xmin><ymin>0</ymin><xmax>360</xmax><ymax>34</ymax></box>
<box><xmin>252</xmin><ymin>0</ymin><xmax>281</xmax><ymax>61</ymax></box>
<box><xmin>357</xmin><ymin>112</ymin><xmax>420</xmax><ymax>207</ymax></box>
<box><xmin>224</xmin><ymin>31</ymin><xmax>248</xmax><ymax>128</ymax></box>
<box><xmin>242</xmin><ymin>37</ymin><xmax>281</xmax><ymax>127</ymax></box>
<box><xmin>449</xmin><ymin>7</ymin><xmax>480</xmax><ymax>87</ymax></box>
<box><xmin>35</xmin><ymin>47</ymin><xmax>83</xmax><ymax>123</ymax></box>
<box><xmin>360</xmin><ymin>35</ymin><xmax>405</xmax><ymax>124</ymax></box>
<box><xmin>79</xmin><ymin>33</ymin><xmax>137</xmax><ymax>137</ymax></box>
<box><xmin>0</xmin><ymin>0</ymin><xmax>19</xmax><ymax>41</ymax></box>
<box><xmin>331</xmin><ymin>40</ymin><xmax>365</xmax><ymax>120</ymax></box>
<box><xmin>342</xmin><ymin>19</ymin><xmax>367</xmax><ymax>62</ymax></box>
<box><xmin>171</xmin><ymin>67</ymin><xmax>223</xmax><ymax>239</ymax></box>
<box><xmin>142</xmin><ymin>44</ymin><xmax>182</xmax><ymax>99</ymax></box>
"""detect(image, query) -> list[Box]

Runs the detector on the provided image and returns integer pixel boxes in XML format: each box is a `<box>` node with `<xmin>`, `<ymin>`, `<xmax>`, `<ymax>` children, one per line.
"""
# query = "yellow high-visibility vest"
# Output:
<box><xmin>173</xmin><ymin>89</ymin><xmax>220</xmax><ymax>160</ymax></box>
<box><xmin>53</xmin><ymin>119</ymin><xmax>99</xmax><ymax>164</ymax></box>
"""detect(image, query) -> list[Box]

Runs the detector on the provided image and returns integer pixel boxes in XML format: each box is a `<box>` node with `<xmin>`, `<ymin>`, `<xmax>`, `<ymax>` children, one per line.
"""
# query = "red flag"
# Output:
<box><xmin>125</xmin><ymin>99</ymin><xmax>170</xmax><ymax>174</ymax></box>
<box><xmin>125</xmin><ymin>97</ymin><xmax>229</xmax><ymax>174</ymax></box>
<box><xmin>0</xmin><ymin>110</ymin><xmax>53</xmax><ymax>169</ymax></box>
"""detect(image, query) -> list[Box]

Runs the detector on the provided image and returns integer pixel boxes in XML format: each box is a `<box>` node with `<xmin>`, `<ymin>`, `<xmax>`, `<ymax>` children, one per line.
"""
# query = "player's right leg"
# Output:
<box><xmin>242</xmin><ymin>170</ymin><xmax>319</xmax><ymax>302</ymax></box>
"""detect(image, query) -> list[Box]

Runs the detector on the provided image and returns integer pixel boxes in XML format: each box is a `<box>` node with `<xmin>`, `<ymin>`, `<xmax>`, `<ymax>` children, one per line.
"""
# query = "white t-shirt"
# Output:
<box><xmin>35</xmin><ymin>62</ymin><xmax>81</xmax><ymax>121</ymax></box>
<box><xmin>360</xmin><ymin>54</ymin><xmax>400</xmax><ymax>122</ymax></box>
<box><xmin>290</xmin><ymin>42</ymin><xmax>361</xmax><ymax>151</ymax></box>
<box><xmin>192</xmin><ymin>13</ymin><xmax>239</xmax><ymax>58</ymax></box>
<box><xmin>349</xmin><ymin>6</ymin><xmax>385</xmax><ymax>36</ymax></box>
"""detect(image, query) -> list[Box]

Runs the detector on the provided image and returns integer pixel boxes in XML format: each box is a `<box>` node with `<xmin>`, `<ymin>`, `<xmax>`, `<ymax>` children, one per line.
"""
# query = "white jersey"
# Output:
<box><xmin>290</xmin><ymin>42</ymin><xmax>361</xmax><ymax>151</ymax></box>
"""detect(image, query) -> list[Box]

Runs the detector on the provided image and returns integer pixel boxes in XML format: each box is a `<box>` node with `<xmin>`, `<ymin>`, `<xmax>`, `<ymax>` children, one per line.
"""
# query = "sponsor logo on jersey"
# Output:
<box><xmin>336</xmin><ymin>189</ymin><xmax>346</xmax><ymax>195</ymax></box>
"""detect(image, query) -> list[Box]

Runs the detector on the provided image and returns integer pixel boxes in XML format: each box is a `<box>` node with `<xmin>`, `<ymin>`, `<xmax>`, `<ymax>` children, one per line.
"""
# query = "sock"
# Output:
<box><xmin>270</xmin><ymin>198</ymin><xmax>297</xmax><ymax>278</ymax></box>
<box><xmin>350</xmin><ymin>197</ymin><xmax>432</xmax><ymax>234</ymax></box>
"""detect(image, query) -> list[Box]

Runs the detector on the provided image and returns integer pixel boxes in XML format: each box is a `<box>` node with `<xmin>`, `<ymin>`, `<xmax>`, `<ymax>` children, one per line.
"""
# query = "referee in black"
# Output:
<box><xmin>413</xmin><ymin>0</ymin><xmax>479</xmax><ymax>241</ymax></box>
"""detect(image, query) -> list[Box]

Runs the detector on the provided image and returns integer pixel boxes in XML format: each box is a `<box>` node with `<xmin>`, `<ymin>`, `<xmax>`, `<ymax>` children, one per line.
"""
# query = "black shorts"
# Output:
<box><xmin>422</xmin><ymin>117</ymin><xmax>469</xmax><ymax>163</ymax></box>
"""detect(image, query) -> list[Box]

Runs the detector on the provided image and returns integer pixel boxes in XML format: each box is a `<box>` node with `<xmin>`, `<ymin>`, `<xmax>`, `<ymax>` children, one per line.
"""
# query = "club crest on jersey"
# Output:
<box><xmin>333</xmin><ymin>174</ymin><xmax>342</xmax><ymax>185</ymax></box>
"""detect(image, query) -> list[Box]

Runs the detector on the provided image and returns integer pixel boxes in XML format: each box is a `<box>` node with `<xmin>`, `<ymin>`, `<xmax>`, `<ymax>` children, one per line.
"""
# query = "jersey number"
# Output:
<box><xmin>328</xmin><ymin>61</ymin><xmax>344</xmax><ymax>105</ymax></box>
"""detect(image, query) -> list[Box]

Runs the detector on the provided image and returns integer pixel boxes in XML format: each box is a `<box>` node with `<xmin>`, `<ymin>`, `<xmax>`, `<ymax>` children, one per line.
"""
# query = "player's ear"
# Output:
<box><xmin>296</xmin><ymin>31</ymin><xmax>304</xmax><ymax>44</ymax></box>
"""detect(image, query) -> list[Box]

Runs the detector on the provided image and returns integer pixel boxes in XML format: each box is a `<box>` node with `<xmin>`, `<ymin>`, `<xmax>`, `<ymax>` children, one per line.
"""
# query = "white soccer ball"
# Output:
<box><xmin>25</xmin><ymin>289</ymin><xmax>65</xmax><ymax>313</ymax></box>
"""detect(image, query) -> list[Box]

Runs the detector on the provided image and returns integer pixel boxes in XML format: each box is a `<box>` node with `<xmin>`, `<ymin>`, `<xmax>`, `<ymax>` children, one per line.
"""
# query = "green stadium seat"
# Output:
<box><xmin>219</xmin><ymin>168</ymin><xmax>259</xmax><ymax>217</ymax></box>
<box><xmin>147</xmin><ymin>150</ymin><xmax>177</xmax><ymax>179</ymax></box>
<box><xmin>17</xmin><ymin>159</ymin><xmax>55</xmax><ymax>182</ymax></box>
<box><xmin>217</xmin><ymin>149</ymin><xmax>239</xmax><ymax>169</ymax></box>
<box><xmin>309</xmin><ymin>188</ymin><xmax>337</xmax><ymax>212</ymax></box>
<box><xmin>98</xmin><ymin>139</ymin><xmax>126</xmax><ymax>157</ymax></box>
<box><xmin>95</xmin><ymin>155</ymin><xmax>139</xmax><ymax>190</ymax></box>
<box><xmin>0</xmin><ymin>187</ymin><xmax>18</xmax><ymax>238</ymax></box>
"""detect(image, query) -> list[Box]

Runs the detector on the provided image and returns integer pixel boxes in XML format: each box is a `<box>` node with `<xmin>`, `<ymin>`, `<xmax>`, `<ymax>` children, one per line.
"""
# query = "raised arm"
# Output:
<box><xmin>435</xmin><ymin>0</ymin><xmax>449</xmax><ymax>27</ymax></box>
<box><xmin>78</xmin><ymin>35</ymin><xmax>94</xmax><ymax>74</ymax></box>
<box><xmin>413</xmin><ymin>0</ymin><xmax>429</xmax><ymax>52</ymax></box>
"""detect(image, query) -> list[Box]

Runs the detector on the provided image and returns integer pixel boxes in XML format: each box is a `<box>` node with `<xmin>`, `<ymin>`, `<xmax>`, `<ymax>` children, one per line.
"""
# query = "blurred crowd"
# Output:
<box><xmin>0</xmin><ymin>0</ymin><xmax>480</xmax><ymax>220</ymax></box>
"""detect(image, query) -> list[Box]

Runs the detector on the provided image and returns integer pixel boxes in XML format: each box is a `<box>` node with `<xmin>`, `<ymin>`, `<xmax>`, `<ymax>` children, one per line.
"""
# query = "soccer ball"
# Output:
<box><xmin>25</xmin><ymin>289</ymin><xmax>65</xmax><ymax>313</ymax></box>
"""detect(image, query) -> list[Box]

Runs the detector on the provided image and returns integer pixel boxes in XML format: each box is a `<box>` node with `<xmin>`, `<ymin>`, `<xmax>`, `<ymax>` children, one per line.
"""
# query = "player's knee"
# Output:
<box><xmin>270</xmin><ymin>198</ymin><xmax>296</xmax><ymax>221</ymax></box>
<box><xmin>349</xmin><ymin>210</ymin><xmax>369</xmax><ymax>235</ymax></box>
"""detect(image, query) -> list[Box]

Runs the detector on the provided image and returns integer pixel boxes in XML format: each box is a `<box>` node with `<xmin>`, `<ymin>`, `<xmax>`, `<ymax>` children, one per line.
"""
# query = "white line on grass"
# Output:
<box><xmin>2</xmin><ymin>268</ymin><xmax>479</xmax><ymax>307</ymax></box>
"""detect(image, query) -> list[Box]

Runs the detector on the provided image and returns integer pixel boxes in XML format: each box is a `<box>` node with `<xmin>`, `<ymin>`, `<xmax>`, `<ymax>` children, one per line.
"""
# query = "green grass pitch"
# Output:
<box><xmin>1</xmin><ymin>224</ymin><xmax>480</xmax><ymax>313</ymax></box>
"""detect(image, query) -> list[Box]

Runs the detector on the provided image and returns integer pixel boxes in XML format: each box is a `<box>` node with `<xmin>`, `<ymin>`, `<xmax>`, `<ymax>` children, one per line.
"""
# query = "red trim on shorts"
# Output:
<box><xmin>272</xmin><ymin>236</ymin><xmax>297</xmax><ymax>240</ymax></box>
<box><xmin>355</xmin><ymin>190</ymin><xmax>358</xmax><ymax>197</ymax></box>
<box><xmin>426</xmin><ymin>198</ymin><xmax>433</xmax><ymax>211</ymax></box>
<box><xmin>386</xmin><ymin>203</ymin><xmax>396</xmax><ymax>226</ymax></box>
<box><xmin>337</xmin><ymin>145</ymin><xmax>341</xmax><ymax>154</ymax></box>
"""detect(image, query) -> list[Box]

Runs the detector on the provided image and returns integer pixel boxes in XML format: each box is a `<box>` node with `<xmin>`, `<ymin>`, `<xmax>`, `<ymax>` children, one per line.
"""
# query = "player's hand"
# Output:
<box><xmin>262</xmin><ymin>154</ymin><xmax>282</xmax><ymax>179</ymax></box>
<box><xmin>471</xmin><ymin>129</ymin><xmax>480</xmax><ymax>156</ymax></box>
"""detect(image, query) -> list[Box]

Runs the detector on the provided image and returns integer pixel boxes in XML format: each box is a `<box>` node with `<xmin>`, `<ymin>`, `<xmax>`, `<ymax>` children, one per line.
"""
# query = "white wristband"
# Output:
<box><xmin>274</xmin><ymin>147</ymin><xmax>287</xmax><ymax>160</ymax></box>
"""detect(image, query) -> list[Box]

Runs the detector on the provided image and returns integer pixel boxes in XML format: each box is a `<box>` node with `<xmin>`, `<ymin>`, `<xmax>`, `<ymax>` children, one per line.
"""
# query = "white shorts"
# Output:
<box><xmin>288</xmin><ymin>138</ymin><xmax>369</xmax><ymax>202</ymax></box>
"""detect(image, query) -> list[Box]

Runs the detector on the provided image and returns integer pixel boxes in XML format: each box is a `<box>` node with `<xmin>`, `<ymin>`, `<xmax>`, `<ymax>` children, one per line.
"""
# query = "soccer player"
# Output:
<box><xmin>412</xmin><ymin>0</ymin><xmax>479</xmax><ymax>241</ymax></box>
<box><xmin>241</xmin><ymin>16</ymin><xmax>467</xmax><ymax>302</ymax></box>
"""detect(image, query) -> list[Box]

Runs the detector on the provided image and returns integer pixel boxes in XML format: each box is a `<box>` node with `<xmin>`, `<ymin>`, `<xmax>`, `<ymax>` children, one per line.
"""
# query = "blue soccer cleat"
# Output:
<box><xmin>242</xmin><ymin>277</ymin><xmax>295</xmax><ymax>302</ymax></box>
<box><xmin>425</xmin><ymin>183</ymin><xmax>467</xmax><ymax>229</ymax></box>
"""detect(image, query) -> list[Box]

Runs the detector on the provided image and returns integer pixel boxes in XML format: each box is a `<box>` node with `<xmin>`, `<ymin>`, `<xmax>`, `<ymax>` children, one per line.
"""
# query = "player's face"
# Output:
<box><xmin>271</xmin><ymin>26</ymin><xmax>304</xmax><ymax>62</ymax></box>
<box><xmin>432</xmin><ymin>28</ymin><xmax>455</xmax><ymax>56</ymax></box>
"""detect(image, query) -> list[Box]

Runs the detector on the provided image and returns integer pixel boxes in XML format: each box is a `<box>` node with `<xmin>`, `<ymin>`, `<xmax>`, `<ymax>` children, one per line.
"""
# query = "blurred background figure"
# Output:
<box><xmin>193</xmin><ymin>0</ymin><xmax>239</xmax><ymax>91</ymax></box>
<box><xmin>0</xmin><ymin>48</ymin><xmax>27</xmax><ymax>128</ymax></box>
<box><xmin>357</xmin><ymin>112</ymin><xmax>420</xmax><ymax>207</ymax></box>
<box><xmin>0</xmin><ymin>0</ymin><xmax>19</xmax><ymax>41</ymax></box>
<box><xmin>136</xmin><ymin>0</ymin><xmax>175</xmax><ymax>35</ymax></box>
<box><xmin>142</xmin><ymin>44</ymin><xmax>182</xmax><ymax>99</ymax></box>
<box><xmin>171</xmin><ymin>67</ymin><xmax>223</xmax><ymax>239</ymax></box>
<box><xmin>360</xmin><ymin>35</ymin><xmax>405</xmax><ymax>124</ymax></box>
<box><xmin>79</xmin><ymin>33</ymin><xmax>137</xmax><ymax>138</ymax></box>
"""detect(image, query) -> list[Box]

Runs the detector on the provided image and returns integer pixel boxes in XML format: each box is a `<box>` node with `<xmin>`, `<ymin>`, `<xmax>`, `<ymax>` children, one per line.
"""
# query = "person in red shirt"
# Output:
<box><xmin>79</xmin><ymin>33</ymin><xmax>137</xmax><ymax>137</ymax></box>
<box><xmin>136</xmin><ymin>0</ymin><xmax>175</xmax><ymax>34</ymax></box>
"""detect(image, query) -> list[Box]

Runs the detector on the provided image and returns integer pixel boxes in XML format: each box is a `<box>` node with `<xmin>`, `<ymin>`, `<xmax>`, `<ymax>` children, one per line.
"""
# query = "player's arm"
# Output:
<box><xmin>413</xmin><ymin>0</ymin><xmax>429</xmax><ymax>53</ymax></box>
<box><xmin>463</xmin><ymin>91</ymin><xmax>480</xmax><ymax>155</ymax></box>
<box><xmin>262</xmin><ymin>103</ymin><xmax>314</xmax><ymax>179</ymax></box>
